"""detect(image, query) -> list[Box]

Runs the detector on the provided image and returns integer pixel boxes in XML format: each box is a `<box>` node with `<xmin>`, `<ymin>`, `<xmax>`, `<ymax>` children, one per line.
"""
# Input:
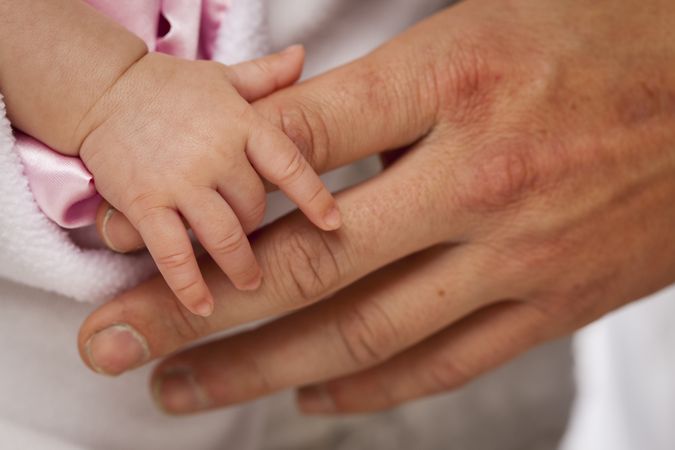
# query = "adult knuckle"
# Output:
<box><xmin>166</xmin><ymin>294</ymin><xmax>209</xmax><ymax>341</ymax></box>
<box><xmin>433</xmin><ymin>35</ymin><xmax>506</xmax><ymax>124</ymax></box>
<box><xmin>334</xmin><ymin>301</ymin><xmax>398</xmax><ymax>367</ymax></box>
<box><xmin>117</xmin><ymin>290</ymin><xmax>205</xmax><ymax>343</ymax></box>
<box><xmin>456</xmin><ymin>143</ymin><xmax>539</xmax><ymax>214</ymax></box>
<box><xmin>448</xmin><ymin>41</ymin><xmax>493</xmax><ymax>102</ymax></box>
<box><xmin>277</xmin><ymin>102</ymin><xmax>330</xmax><ymax>172</ymax></box>
<box><xmin>267</xmin><ymin>226</ymin><xmax>341</xmax><ymax>306</ymax></box>
<box><xmin>345</xmin><ymin>55</ymin><xmax>428</xmax><ymax>146</ymax></box>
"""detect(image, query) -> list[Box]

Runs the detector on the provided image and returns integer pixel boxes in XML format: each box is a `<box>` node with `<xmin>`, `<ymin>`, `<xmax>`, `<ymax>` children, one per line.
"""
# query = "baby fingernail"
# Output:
<box><xmin>153</xmin><ymin>367</ymin><xmax>211</xmax><ymax>415</ymax></box>
<box><xmin>297</xmin><ymin>385</ymin><xmax>336</xmax><ymax>414</ymax></box>
<box><xmin>194</xmin><ymin>301</ymin><xmax>214</xmax><ymax>318</ymax></box>
<box><xmin>241</xmin><ymin>272</ymin><xmax>263</xmax><ymax>291</ymax></box>
<box><xmin>85</xmin><ymin>324</ymin><xmax>150</xmax><ymax>376</ymax></box>
<box><xmin>323</xmin><ymin>207</ymin><xmax>342</xmax><ymax>230</ymax></box>
<box><xmin>281</xmin><ymin>44</ymin><xmax>303</xmax><ymax>55</ymax></box>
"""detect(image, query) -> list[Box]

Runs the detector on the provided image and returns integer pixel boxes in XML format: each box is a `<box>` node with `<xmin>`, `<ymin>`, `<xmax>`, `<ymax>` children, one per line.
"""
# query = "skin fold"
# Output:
<box><xmin>78</xmin><ymin>0</ymin><xmax>675</xmax><ymax>414</ymax></box>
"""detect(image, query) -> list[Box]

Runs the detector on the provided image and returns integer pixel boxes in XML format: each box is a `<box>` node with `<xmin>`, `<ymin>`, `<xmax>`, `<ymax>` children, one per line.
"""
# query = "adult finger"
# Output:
<box><xmin>78</xmin><ymin>141</ymin><xmax>474</xmax><ymax>375</ymax></box>
<box><xmin>296</xmin><ymin>302</ymin><xmax>553</xmax><ymax>414</ymax></box>
<box><xmin>149</xmin><ymin>244</ymin><xmax>514</xmax><ymax>414</ymax></box>
<box><xmin>252</xmin><ymin>10</ymin><xmax>461</xmax><ymax>175</ymax></box>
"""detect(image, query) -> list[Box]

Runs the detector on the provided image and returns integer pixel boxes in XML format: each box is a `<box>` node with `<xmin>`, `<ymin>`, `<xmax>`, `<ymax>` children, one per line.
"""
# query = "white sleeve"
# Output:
<box><xmin>0</xmin><ymin>97</ymin><xmax>155</xmax><ymax>303</ymax></box>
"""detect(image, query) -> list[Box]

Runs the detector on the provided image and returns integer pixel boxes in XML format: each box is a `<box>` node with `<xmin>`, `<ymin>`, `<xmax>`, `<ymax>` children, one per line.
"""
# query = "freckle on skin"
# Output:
<box><xmin>438</xmin><ymin>289</ymin><xmax>446</xmax><ymax>297</ymax></box>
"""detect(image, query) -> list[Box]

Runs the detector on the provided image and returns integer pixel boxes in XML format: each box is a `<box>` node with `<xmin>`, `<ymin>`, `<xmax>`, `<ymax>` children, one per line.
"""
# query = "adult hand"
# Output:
<box><xmin>78</xmin><ymin>0</ymin><xmax>675</xmax><ymax>415</ymax></box>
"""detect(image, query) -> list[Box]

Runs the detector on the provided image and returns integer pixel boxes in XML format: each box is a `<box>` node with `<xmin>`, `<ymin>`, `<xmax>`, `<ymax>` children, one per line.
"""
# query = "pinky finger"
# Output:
<box><xmin>247</xmin><ymin>123</ymin><xmax>342</xmax><ymax>232</ymax></box>
<box><xmin>134</xmin><ymin>207</ymin><xmax>213</xmax><ymax>317</ymax></box>
<box><xmin>297</xmin><ymin>302</ymin><xmax>549</xmax><ymax>414</ymax></box>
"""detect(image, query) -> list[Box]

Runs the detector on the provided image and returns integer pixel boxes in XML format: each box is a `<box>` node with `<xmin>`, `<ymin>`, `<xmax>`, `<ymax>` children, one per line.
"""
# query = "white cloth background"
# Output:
<box><xmin>562</xmin><ymin>286</ymin><xmax>675</xmax><ymax>450</ymax></box>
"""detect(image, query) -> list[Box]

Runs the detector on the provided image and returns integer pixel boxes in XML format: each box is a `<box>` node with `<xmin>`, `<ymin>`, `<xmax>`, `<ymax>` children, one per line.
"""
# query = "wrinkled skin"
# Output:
<box><xmin>78</xmin><ymin>0</ymin><xmax>675</xmax><ymax>415</ymax></box>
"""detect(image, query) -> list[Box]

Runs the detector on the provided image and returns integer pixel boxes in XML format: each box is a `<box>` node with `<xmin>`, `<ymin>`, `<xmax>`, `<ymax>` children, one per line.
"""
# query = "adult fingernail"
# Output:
<box><xmin>101</xmin><ymin>207</ymin><xmax>143</xmax><ymax>253</ymax></box>
<box><xmin>323</xmin><ymin>207</ymin><xmax>342</xmax><ymax>230</ymax></box>
<box><xmin>85</xmin><ymin>324</ymin><xmax>150</xmax><ymax>376</ymax></box>
<box><xmin>101</xmin><ymin>207</ymin><xmax>127</xmax><ymax>253</ymax></box>
<box><xmin>153</xmin><ymin>367</ymin><xmax>211</xmax><ymax>415</ymax></box>
<box><xmin>101</xmin><ymin>207</ymin><xmax>122</xmax><ymax>252</ymax></box>
<box><xmin>297</xmin><ymin>385</ymin><xmax>336</xmax><ymax>414</ymax></box>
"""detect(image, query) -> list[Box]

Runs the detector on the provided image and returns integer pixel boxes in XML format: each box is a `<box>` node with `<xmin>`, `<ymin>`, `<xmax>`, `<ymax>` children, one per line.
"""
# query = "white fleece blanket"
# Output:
<box><xmin>0</xmin><ymin>0</ymin><xmax>269</xmax><ymax>303</ymax></box>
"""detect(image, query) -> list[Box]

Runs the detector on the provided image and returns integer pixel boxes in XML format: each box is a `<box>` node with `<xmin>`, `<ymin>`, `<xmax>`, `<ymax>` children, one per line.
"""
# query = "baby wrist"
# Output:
<box><xmin>0</xmin><ymin>0</ymin><xmax>148</xmax><ymax>156</ymax></box>
<box><xmin>69</xmin><ymin>41</ymin><xmax>150</xmax><ymax>158</ymax></box>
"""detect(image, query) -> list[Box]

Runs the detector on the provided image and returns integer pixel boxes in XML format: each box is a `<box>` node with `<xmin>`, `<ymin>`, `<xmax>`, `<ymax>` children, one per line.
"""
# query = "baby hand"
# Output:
<box><xmin>78</xmin><ymin>47</ymin><xmax>340</xmax><ymax>317</ymax></box>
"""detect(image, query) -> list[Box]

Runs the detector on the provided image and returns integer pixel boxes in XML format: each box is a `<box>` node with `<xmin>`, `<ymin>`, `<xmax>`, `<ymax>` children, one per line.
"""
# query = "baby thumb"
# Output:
<box><xmin>225</xmin><ymin>45</ymin><xmax>305</xmax><ymax>102</ymax></box>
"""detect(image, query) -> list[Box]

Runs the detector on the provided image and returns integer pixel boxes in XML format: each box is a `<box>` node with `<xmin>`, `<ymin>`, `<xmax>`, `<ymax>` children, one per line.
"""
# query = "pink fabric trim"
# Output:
<box><xmin>14</xmin><ymin>0</ymin><xmax>228</xmax><ymax>228</ymax></box>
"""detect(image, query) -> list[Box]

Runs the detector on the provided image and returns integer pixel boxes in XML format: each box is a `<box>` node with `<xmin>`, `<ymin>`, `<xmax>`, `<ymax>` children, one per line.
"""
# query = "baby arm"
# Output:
<box><xmin>79</xmin><ymin>51</ymin><xmax>341</xmax><ymax>317</ymax></box>
<box><xmin>0</xmin><ymin>0</ymin><xmax>147</xmax><ymax>154</ymax></box>
<box><xmin>0</xmin><ymin>1</ymin><xmax>340</xmax><ymax>316</ymax></box>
